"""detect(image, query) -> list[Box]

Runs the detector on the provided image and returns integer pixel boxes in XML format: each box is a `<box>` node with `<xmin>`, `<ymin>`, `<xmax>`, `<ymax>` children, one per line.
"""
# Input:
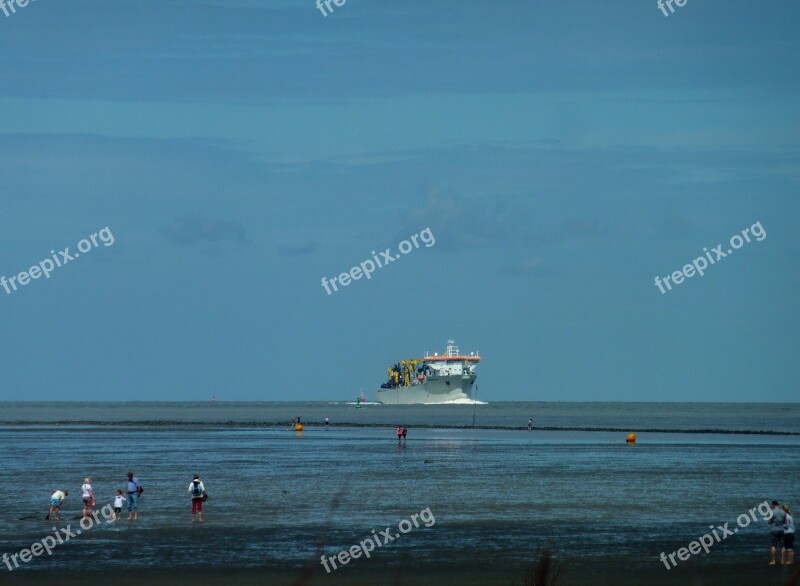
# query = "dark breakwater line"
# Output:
<box><xmin>0</xmin><ymin>420</ymin><xmax>798</xmax><ymax>436</ymax></box>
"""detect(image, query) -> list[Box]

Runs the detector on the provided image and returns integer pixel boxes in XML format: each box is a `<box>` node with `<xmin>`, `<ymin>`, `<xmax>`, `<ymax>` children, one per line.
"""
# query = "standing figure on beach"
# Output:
<box><xmin>527</xmin><ymin>418</ymin><xmax>533</xmax><ymax>431</ymax></box>
<box><xmin>402</xmin><ymin>426</ymin><xmax>408</xmax><ymax>441</ymax></box>
<box><xmin>325</xmin><ymin>417</ymin><xmax>330</xmax><ymax>426</ymax></box>
<box><xmin>48</xmin><ymin>489</ymin><xmax>67</xmax><ymax>521</ymax></box>
<box><xmin>768</xmin><ymin>500</ymin><xmax>787</xmax><ymax>565</ymax></box>
<box><xmin>784</xmin><ymin>505</ymin><xmax>795</xmax><ymax>565</ymax></box>
<box><xmin>188</xmin><ymin>474</ymin><xmax>206</xmax><ymax>523</ymax></box>
<box><xmin>113</xmin><ymin>490</ymin><xmax>126</xmax><ymax>520</ymax></box>
<box><xmin>81</xmin><ymin>477</ymin><xmax>95</xmax><ymax>519</ymax></box>
<box><xmin>396</xmin><ymin>426</ymin><xmax>403</xmax><ymax>442</ymax></box>
<box><xmin>126</xmin><ymin>471</ymin><xmax>142</xmax><ymax>521</ymax></box>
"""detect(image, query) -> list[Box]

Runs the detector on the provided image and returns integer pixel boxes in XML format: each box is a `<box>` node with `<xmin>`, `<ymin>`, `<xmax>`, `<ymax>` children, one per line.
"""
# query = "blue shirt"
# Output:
<box><xmin>769</xmin><ymin>508</ymin><xmax>786</xmax><ymax>533</ymax></box>
<box><xmin>126</xmin><ymin>476</ymin><xmax>140</xmax><ymax>494</ymax></box>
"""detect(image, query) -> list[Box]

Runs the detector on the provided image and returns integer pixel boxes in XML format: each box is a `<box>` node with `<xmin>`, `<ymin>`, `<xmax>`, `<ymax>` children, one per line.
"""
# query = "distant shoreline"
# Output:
<box><xmin>1</xmin><ymin>421</ymin><xmax>798</xmax><ymax>435</ymax></box>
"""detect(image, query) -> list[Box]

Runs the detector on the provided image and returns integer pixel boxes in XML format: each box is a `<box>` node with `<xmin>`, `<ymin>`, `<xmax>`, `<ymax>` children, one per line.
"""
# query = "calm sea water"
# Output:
<box><xmin>3</xmin><ymin>401</ymin><xmax>799</xmax><ymax>433</ymax></box>
<box><xmin>1</xmin><ymin>402</ymin><xmax>799</xmax><ymax>585</ymax></box>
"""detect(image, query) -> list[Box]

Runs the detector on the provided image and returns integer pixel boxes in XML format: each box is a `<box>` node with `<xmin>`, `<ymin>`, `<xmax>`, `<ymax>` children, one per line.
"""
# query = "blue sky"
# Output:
<box><xmin>0</xmin><ymin>0</ymin><xmax>797</xmax><ymax>401</ymax></box>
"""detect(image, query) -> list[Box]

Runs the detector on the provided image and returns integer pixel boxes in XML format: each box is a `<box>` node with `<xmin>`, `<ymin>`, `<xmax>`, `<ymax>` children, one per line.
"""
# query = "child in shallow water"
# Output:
<box><xmin>113</xmin><ymin>490</ymin><xmax>125</xmax><ymax>520</ymax></box>
<box><xmin>48</xmin><ymin>489</ymin><xmax>67</xmax><ymax>521</ymax></box>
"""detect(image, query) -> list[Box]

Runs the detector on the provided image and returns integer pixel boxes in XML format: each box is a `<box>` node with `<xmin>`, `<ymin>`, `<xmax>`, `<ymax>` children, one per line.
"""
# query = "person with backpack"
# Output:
<box><xmin>188</xmin><ymin>474</ymin><xmax>207</xmax><ymax>523</ymax></box>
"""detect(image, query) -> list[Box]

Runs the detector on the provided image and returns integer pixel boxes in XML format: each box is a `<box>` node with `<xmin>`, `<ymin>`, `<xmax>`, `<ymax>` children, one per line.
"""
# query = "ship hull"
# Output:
<box><xmin>374</xmin><ymin>374</ymin><xmax>476</xmax><ymax>405</ymax></box>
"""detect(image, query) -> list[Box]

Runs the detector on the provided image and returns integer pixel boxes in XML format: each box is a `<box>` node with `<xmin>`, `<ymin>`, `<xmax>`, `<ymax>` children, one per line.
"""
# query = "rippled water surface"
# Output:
<box><xmin>1</xmin><ymin>402</ymin><xmax>799</xmax><ymax>585</ymax></box>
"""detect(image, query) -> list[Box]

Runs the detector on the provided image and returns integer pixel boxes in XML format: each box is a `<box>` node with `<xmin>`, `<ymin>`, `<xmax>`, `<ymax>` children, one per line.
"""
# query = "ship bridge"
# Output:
<box><xmin>423</xmin><ymin>340</ymin><xmax>481</xmax><ymax>363</ymax></box>
<box><xmin>421</xmin><ymin>340</ymin><xmax>480</xmax><ymax>377</ymax></box>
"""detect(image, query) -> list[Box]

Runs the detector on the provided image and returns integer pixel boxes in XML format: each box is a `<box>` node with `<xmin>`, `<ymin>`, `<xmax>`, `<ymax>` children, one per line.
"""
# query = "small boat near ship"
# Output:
<box><xmin>374</xmin><ymin>340</ymin><xmax>481</xmax><ymax>405</ymax></box>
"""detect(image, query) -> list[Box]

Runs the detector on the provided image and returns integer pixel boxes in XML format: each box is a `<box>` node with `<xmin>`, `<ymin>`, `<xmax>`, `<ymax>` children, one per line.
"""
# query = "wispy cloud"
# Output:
<box><xmin>502</xmin><ymin>256</ymin><xmax>544</xmax><ymax>275</ymax></box>
<box><xmin>278</xmin><ymin>242</ymin><xmax>316</xmax><ymax>256</ymax></box>
<box><xmin>161</xmin><ymin>214</ymin><xmax>249</xmax><ymax>246</ymax></box>
<box><xmin>401</xmin><ymin>188</ymin><xmax>533</xmax><ymax>251</ymax></box>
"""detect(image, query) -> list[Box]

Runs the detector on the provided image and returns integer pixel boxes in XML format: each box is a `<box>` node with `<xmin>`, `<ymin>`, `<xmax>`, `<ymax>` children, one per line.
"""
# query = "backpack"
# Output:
<box><xmin>191</xmin><ymin>482</ymin><xmax>203</xmax><ymax>497</ymax></box>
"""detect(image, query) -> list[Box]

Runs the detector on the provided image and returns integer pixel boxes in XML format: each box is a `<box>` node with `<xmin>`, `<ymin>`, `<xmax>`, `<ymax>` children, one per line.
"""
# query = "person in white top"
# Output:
<box><xmin>784</xmin><ymin>505</ymin><xmax>795</xmax><ymax>565</ymax></box>
<box><xmin>81</xmin><ymin>477</ymin><xmax>95</xmax><ymax>519</ymax></box>
<box><xmin>113</xmin><ymin>490</ymin><xmax>126</xmax><ymax>520</ymax></box>
<box><xmin>188</xmin><ymin>475</ymin><xmax>207</xmax><ymax>523</ymax></box>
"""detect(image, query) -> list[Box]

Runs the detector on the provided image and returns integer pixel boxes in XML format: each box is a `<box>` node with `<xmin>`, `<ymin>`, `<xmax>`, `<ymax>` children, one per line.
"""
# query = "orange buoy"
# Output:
<box><xmin>626</xmin><ymin>433</ymin><xmax>637</xmax><ymax>444</ymax></box>
<box><xmin>295</xmin><ymin>424</ymin><xmax>303</xmax><ymax>431</ymax></box>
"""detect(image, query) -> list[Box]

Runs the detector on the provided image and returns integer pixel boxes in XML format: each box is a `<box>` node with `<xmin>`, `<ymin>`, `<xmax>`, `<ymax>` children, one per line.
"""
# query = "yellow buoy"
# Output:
<box><xmin>626</xmin><ymin>433</ymin><xmax>637</xmax><ymax>444</ymax></box>
<box><xmin>295</xmin><ymin>424</ymin><xmax>304</xmax><ymax>431</ymax></box>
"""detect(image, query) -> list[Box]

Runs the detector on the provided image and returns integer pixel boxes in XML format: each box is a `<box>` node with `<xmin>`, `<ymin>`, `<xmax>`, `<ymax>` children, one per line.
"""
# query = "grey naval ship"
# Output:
<box><xmin>374</xmin><ymin>340</ymin><xmax>481</xmax><ymax>405</ymax></box>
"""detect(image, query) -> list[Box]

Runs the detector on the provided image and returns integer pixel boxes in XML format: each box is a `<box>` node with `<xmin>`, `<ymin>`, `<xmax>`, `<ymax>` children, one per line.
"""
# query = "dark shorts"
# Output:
<box><xmin>771</xmin><ymin>531</ymin><xmax>785</xmax><ymax>549</ymax></box>
<box><xmin>83</xmin><ymin>498</ymin><xmax>92</xmax><ymax>506</ymax></box>
<box><xmin>114</xmin><ymin>507</ymin><xmax>122</xmax><ymax>513</ymax></box>
<box><xmin>785</xmin><ymin>533</ymin><xmax>795</xmax><ymax>550</ymax></box>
